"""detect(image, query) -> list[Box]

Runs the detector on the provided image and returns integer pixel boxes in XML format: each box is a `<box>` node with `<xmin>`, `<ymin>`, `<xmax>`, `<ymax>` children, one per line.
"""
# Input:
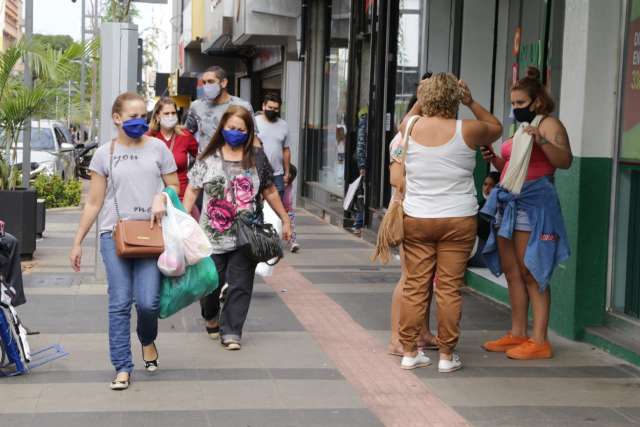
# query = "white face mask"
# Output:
<box><xmin>160</xmin><ymin>115</ymin><xmax>178</xmax><ymax>129</ymax></box>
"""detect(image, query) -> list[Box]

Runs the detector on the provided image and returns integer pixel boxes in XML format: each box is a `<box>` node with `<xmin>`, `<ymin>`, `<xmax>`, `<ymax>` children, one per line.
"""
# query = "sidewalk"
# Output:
<box><xmin>1</xmin><ymin>208</ymin><xmax>639</xmax><ymax>427</ymax></box>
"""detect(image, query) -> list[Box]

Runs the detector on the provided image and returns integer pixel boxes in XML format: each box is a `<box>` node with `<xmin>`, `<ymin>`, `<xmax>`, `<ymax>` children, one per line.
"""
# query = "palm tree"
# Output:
<box><xmin>0</xmin><ymin>40</ymin><xmax>96</xmax><ymax>190</ymax></box>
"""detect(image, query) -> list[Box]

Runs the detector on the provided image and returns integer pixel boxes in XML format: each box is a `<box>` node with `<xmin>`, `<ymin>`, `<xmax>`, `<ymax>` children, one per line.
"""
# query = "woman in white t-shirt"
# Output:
<box><xmin>70</xmin><ymin>92</ymin><xmax>179</xmax><ymax>390</ymax></box>
<box><xmin>389</xmin><ymin>74</ymin><xmax>502</xmax><ymax>373</ymax></box>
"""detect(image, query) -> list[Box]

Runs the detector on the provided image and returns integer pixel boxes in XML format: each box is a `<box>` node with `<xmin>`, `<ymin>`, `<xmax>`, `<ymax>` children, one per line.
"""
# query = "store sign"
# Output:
<box><xmin>621</xmin><ymin>0</ymin><xmax>640</xmax><ymax>161</ymax></box>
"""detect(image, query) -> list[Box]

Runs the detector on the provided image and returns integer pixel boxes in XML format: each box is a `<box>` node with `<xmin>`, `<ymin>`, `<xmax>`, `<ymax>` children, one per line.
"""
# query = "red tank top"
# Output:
<box><xmin>500</xmin><ymin>138</ymin><xmax>555</xmax><ymax>182</ymax></box>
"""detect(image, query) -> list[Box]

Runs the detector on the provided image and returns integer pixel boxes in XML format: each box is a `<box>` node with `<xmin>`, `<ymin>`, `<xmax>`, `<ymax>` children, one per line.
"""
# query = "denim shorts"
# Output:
<box><xmin>494</xmin><ymin>208</ymin><xmax>532</xmax><ymax>232</ymax></box>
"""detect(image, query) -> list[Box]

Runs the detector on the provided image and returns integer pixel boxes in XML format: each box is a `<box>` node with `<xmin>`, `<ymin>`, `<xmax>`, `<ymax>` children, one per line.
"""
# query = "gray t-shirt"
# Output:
<box><xmin>188</xmin><ymin>96</ymin><xmax>255</xmax><ymax>151</ymax></box>
<box><xmin>255</xmin><ymin>114</ymin><xmax>289</xmax><ymax>176</ymax></box>
<box><xmin>90</xmin><ymin>138</ymin><xmax>177</xmax><ymax>233</ymax></box>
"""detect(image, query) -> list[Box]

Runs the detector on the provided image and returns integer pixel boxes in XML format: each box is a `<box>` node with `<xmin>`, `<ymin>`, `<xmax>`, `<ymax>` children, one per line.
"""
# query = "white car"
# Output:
<box><xmin>13</xmin><ymin>120</ymin><xmax>76</xmax><ymax>180</ymax></box>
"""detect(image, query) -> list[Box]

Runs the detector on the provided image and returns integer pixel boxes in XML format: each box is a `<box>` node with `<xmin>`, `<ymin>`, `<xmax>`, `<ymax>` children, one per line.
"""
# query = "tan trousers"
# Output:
<box><xmin>399</xmin><ymin>215</ymin><xmax>477</xmax><ymax>354</ymax></box>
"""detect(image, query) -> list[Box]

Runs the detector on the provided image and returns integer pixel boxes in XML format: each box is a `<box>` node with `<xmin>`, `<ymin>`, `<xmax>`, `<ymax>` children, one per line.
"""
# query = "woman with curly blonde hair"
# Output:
<box><xmin>389</xmin><ymin>73</ymin><xmax>502</xmax><ymax>372</ymax></box>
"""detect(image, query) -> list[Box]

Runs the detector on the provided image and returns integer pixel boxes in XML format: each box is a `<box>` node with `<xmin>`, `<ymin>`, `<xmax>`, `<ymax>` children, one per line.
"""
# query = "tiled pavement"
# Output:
<box><xmin>1</xmin><ymin>209</ymin><xmax>640</xmax><ymax>426</ymax></box>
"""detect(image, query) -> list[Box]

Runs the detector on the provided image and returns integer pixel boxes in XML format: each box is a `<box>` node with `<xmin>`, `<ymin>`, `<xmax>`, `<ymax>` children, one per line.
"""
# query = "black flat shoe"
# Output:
<box><xmin>142</xmin><ymin>342</ymin><xmax>159</xmax><ymax>373</ymax></box>
<box><xmin>206</xmin><ymin>324</ymin><xmax>220</xmax><ymax>340</ymax></box>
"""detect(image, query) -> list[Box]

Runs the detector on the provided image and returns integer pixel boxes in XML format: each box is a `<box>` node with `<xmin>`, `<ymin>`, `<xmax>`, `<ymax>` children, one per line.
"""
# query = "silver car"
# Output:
<box><xmin>14</xmin><ymin>120</ymin><xmax>76</xmax><ymax>180</ymax></box>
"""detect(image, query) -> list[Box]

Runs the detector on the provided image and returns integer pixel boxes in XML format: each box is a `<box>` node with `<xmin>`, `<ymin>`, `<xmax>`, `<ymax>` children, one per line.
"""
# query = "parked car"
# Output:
<box><xmin>13</xmin><ymin>120</ymin><xmax>76</xmax><ymax>180</ymax></box>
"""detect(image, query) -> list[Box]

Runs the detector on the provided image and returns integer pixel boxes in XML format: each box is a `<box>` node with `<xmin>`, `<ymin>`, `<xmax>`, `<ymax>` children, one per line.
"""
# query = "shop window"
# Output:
<box><xmin>319</xmin><ymin>0</ymin><xmax>351</xmax><ymax>196</ymax></box>
<box><xmin>611</xmin><ymin>0</ymin><xmax>640</xmax><ymax>320</ymax></box>
<box><xmin>394</xmin><ymin>0</ymin><xmax>425</xmax><ymax>126</ymax></box>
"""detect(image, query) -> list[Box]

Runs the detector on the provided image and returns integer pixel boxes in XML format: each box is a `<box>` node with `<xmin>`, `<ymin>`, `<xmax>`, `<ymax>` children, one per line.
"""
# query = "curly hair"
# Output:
<box><xmin>417</xmin><ymin>73</ymin><xmax>462</xmax><ymax>119</ymax></box>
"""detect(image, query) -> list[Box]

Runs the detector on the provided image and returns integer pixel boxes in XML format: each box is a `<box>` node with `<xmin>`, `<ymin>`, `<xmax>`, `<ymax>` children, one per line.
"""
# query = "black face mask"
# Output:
<box><xmin>264</xmin><ymin>110</ymin><xmax>279</xmax><ymax>122</ymax></box>
<box><xmin>513</xmin><ymin>102</ymin><xmax>536</xmax><ymax>124</ymax></box>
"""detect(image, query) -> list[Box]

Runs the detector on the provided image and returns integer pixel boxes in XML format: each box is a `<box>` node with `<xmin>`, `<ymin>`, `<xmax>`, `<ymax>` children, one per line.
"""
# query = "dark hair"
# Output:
<box><xmin>263</xmin><ymin>92</ymin><xmax>282</xmax><ymax>106</ymax></box>
<box><xmin>512</xmin><ymin>66</ymin><xmax>555</xmax><ymax>115</ymax></box>
<box><xmin>203</xmin><ymin>66</ymin><xmax>228</xmax><ymax>82</ymax></box>
<box><xmin>111</xmin><ymin>91</ymin><xmax>145</xmax><ymax>115</ymax></box>
<box><xmin>289</xmin><ymin>164</ymin><xmax>297</xmax><ymax>183</ymax></box>
<box><xmin>486</xmin><ymin>171</ymin><xmax>501</xmax><ymax>184</ymax></box>
<box><xmin>199</xmin><ymin>105</ymin><xmax>256</xmax><ymax>169</ymax></box>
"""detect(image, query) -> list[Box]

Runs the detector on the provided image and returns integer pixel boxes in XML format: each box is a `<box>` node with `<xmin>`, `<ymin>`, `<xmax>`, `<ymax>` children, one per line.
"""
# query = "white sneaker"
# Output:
<box><xmin>438</xmin><ymin>352</ymin><xmax>462</xmax><ymax>373</ymax></box>
<box><xmin>290</xmin><ymin>243</ymin><xmax>300</xmax><ymax>253</ymax></box>
<box><xmin>400</xmin><ymin>351</ymin><xmax>432</xmax><ymax>370</ymax></box>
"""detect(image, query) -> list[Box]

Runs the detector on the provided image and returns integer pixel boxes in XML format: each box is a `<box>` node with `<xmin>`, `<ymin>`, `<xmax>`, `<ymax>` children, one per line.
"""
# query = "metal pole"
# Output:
<box><xmin>21</xmin><ymin>0</ymin><xmax>33</xmax><ymax>189</ymax></box>
<box><xmin>80</xmin><ymin>0</ymin><xmax>86</xmax><ymax>115</ymax></box>
<box><xmin>67</xmin><ymin>80</ymin><xmax>72</xmax><ymax>128</ymax></box>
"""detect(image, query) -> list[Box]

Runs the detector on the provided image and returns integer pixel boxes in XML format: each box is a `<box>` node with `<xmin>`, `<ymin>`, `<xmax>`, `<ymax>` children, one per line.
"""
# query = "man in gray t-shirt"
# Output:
<box><xmin>186</xmin><ymin>66</ymin><xmax>255</xmax><ymax>152</ymax></box>
<box><xmin>255</xmin><ymin>94</ymin><xmax>290</xmax><ymax>200</ymax></box>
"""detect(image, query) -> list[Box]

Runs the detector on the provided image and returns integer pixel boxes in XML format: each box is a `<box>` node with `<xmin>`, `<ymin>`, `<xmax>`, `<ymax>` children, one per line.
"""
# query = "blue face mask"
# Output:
<box><xmin>122</xmin><ymin>118</ymin><xmax>149</xmax><ymax>139</ymax></box>
<box><xmin>222</xmin><ymin>129</ymin><xmax>248</xmax><ymax>147</ymax></box>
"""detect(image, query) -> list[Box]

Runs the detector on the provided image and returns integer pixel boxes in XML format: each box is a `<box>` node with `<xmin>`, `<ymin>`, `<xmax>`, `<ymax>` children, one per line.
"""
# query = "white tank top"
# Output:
<box><xmin>403</xmin><ymin>120</ymin><xmax>478</xmax><ymax>218</ymax></box>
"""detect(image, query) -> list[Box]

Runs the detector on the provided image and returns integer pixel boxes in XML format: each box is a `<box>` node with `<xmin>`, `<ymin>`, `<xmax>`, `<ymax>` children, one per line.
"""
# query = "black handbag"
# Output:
<box><xmin>234</xmin><ymin>210</ymin><xmax>283</xmax><ymax>265</ymax></box>
<box><xmin>224</xmin><ymin>159</ymin><xmax>283</xmax><ymax>265</ymax></box>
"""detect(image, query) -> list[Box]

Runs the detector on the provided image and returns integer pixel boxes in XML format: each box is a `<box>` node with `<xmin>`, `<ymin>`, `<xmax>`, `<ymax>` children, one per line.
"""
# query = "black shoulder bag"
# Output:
<box><xmin>226</xmin><ymin>163</ymin><xmax>283</xmax><ymax>265</ymax></box>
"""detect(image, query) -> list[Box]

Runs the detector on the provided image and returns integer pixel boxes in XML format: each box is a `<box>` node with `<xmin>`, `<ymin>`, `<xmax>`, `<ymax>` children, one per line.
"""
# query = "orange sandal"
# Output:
<box><xmin>482</xmin><ymin>333</ymin><xmax>528</xmax><ymax>352</ymax></box>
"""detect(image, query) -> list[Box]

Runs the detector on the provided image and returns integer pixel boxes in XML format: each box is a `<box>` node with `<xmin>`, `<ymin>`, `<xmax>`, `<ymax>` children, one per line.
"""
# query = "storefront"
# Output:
<box><xmin>610</xmin><ymin>0</ymin><xmax>640</xmax><ymax>327</ymax></box>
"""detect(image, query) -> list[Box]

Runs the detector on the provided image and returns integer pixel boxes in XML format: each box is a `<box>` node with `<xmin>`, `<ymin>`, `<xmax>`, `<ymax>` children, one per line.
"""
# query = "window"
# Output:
<box><xmin>394</xmin><ymin>0</ymin><xmax>425</xmax><ymax>126</ymax></box>
<box><xmin>319</xmin><ymin>0</ymin><xmax>351</xmax><ymax>195</ymax></box>
<box><xmin>611</xmin><ymin>0</ymin><xmax>640</xmax><ymax>319</ymax></box>
<box><xmin>18</xmin><ymin>128</ymin><xmax>55</xmax><ymax>151</ymax></box>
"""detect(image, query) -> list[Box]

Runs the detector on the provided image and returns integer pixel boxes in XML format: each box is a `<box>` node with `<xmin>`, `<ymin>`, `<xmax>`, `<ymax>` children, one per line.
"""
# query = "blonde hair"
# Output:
<box><xmin>417</xmin><ymin>73</ymin><xmax>462</xmax><ymax>119</ymax></box>
<box><xmin>111</xmin><ymin>91</ymin><xmax>145</xmax><ymax>115</ymax></box>
<box><xmin>149</xmin><ymin>97</ymin><xmax>185</xmax><ymax>135</ymax></box>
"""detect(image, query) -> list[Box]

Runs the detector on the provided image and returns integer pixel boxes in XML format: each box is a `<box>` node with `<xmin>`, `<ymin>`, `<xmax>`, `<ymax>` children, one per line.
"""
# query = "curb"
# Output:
<box><xmin>46</xmin><ymin>205</ymin><xmax>82</xmax><ymax>212</ymax></box>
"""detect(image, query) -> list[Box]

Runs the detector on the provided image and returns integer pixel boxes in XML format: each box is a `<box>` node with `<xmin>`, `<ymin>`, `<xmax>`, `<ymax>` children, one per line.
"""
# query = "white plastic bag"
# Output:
<box><xmin>255</xmin><ymin>203</ymin><xmax>283</xmax><ymax>277</ymax></box>
<box><xmin>158</xmin><ymin>195</ymin><xmax>186</xmax><ymax>277</ymax></box>
<box><xmin>162</xmin><ymin>193</ymin><xmax>212</xmax><ymax>265</ymax></box>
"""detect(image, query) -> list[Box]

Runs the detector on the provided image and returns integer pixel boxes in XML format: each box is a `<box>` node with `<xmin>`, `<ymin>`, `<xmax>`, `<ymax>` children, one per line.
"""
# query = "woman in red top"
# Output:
<box><xmin>148</xmin><ymin>97</ymin><xmax>199</xmax><ymax>200</ymax></box>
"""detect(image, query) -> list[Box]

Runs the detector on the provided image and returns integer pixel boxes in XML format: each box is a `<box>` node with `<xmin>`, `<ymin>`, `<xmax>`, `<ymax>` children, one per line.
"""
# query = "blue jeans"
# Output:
<box><xmin>100</xmin><ymin>233</ymin><xmax>161</xmax><ymax>373</ymax></box>
<box><xmin>273</xmin><ymin>174</ymin><xmax>285</xmax><ymax>201</ymax></box>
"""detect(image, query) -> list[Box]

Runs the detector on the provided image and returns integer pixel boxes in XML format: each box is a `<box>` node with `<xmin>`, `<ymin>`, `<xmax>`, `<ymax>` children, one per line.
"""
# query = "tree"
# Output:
<box><xmin>102</xmin><ymin>0</ymin><xmax>139</xmax><ymax>23</ymax></box>
<box><xmin>0</xmin><ymin>40</ymin><xmax>96</xmax><ymax>190</ymax></box>
<box><xmin>32</xmin><ymin>34</ymin><xmax>75</xmax><ymax>52</ymax></box>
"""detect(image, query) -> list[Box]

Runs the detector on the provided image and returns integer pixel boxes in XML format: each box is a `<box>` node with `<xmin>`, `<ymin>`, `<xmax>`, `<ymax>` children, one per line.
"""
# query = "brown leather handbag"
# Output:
<box><xmin>109</xmin><ymin>140</ymin><xmax>164</xmax><ymax>258</ymax></box>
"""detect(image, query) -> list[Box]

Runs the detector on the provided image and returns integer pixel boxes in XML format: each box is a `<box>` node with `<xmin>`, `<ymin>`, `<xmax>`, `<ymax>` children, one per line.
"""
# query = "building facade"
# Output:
<box><xmin>0</xmin><ymin>0</ymin><xmax>22</xmax><ymax>51</ymax></box>
<box><xmin>174</xmin><ymin>0</ymin><xmax>640</xmax><ymax>365</ymax></box>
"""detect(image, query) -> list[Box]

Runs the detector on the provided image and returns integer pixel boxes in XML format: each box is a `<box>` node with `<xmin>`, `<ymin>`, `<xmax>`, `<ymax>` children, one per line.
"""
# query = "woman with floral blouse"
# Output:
<box><xmin>183</xmin><ymin>105</ymin><xmax>291</xmax><ymax>350</ymax></box>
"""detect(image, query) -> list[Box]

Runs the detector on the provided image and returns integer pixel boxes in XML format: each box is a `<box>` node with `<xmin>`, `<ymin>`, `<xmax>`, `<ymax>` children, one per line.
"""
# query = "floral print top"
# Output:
<box><xmin>188</xmin><ymin>148</ymin><xmax>274</xmax><ymax>254</ymax></box>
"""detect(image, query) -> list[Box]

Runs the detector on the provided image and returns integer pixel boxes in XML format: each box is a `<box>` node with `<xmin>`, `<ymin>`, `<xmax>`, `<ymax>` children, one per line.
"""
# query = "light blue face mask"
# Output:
<box><xmin>203</xmin><ymin>83</ymin><xmax>221</xmax><ymax>101</ymax></box>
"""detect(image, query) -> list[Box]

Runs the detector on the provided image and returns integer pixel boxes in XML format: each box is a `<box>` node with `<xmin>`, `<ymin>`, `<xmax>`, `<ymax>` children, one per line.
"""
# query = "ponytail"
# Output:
<box><xmin>512</xmin><ymin>66</ymin><xmax>555</xmax><ymax>115</ymax></box>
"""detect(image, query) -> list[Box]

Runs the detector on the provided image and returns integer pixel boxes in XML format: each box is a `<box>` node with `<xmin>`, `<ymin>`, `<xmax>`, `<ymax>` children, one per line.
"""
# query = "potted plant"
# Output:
<box><xmin>0</xmin><ymin>40</ymin><xmax>93</xmax><ymax>257</ymax></box>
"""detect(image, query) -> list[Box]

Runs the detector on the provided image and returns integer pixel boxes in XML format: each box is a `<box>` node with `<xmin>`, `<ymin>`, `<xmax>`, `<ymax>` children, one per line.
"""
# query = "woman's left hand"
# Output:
<box><xmin>524</xmin><ymin>126</ymin><xmax>542</xmax><ymax>145</ymax></box>
<box><xmin>281</xmin><ymin>219</ymin><xmax>292</xmax><ymax>241</ymax></box>
<box><xmin>150</xmin><ymin>193</ymin><xmax>167</xmax><ymax>228</ymax></box>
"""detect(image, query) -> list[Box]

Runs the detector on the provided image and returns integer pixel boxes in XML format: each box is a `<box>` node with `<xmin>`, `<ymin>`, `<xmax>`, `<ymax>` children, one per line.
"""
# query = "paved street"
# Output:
<box><xmin>1</xmin><ymin>207</ymin><xmax>640</xmax><ymax>427</ymax></box>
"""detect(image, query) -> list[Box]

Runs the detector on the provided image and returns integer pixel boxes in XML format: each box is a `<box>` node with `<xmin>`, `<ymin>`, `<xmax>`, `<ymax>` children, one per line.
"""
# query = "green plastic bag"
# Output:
<box><xmin>159</xmin><ymin>188</ymin><xmax>219</xmax><ymax>319</ymax></box>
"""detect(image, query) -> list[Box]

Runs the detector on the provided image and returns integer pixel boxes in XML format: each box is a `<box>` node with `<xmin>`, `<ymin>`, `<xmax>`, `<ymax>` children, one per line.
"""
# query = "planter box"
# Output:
<box><xmin>0</xmin><ymin>189</ymin><xmax>37</xmax><ymax>258</ymax></box>
<box><xmin>36</xmin><ymin>198</ymin><xmax>46</xmax><ymax>237</ymax></box>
